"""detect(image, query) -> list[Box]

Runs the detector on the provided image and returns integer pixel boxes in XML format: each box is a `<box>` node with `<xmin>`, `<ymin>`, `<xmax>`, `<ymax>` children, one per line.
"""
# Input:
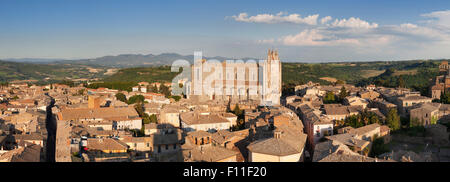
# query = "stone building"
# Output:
<box><xmin>323</xmin><ymin>104</ymin><xmax>362</xmax><ymax>121</ymax></box>
<box><xmin>439</xmin><ymin>61</ymin><xmax>449</xmax><ymax>72</ymax></box>
<box><xmin>247</xmin><ymin>125</ymin><xmax>307</xmax><ymax>162</ymax></box>
<box><xmin>182</xmin><ymin>130</ymin><xmax>239</xmax><ymax>162</ymax></box>
<box><xmin>187</xmin><ymin>49</ymin><xmax>282</xmax><ymax>106</ymax></box>
<box><xmin>358</xmin><ymin>90</ymin><xmax>380</xmax><ymax>100</ymax></box>
<box><xmin>57</xmin><ymin>106</ymin><xmax>142</xmax><ymax>130</ymax></box>
<box><xmin>430</xmin><ymin>61</ymin><xmax>450</xmax><ymax>100</ymax></box>
<box><xmin>180</xmin><ymin>111</ymin><xmax>233</xmax><ymax>132</ymax></box>
<box><xmin>396</xmin><ymin>95</ymin><xmax>433</xmax><ymax>116</ymax></box>
<box><xmin>313</xmin><ymin>140</ymin><xmax>392</xmax><ymax>162</ymax></box>
<box><xmin>409</xmin><ymin>102</ymin><xmax>450</xmax><ymax>126</ymax></box>
<box><xmin>298</xmin><ymin>104</ymin><xmax>333</xmax><ymax>150</ymax></box>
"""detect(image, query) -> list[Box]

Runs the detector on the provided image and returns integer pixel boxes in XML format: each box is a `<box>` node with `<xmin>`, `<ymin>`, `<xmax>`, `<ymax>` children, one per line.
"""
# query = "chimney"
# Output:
<box><xmin>274</xmin><ymin>131</ymin><xmax>282</xmax><ymax>139</ymax></box>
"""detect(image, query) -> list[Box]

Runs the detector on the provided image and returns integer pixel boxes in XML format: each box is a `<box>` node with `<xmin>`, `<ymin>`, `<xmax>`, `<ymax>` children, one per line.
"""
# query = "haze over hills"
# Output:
<box><xmin>4</xmin><ymin>58</ymin><xmax>65</xmax><ymax>63</ymax></box>
<box><xmin>7</xmin><ymin>52</ymin><xmax>450</xmax><ymax>68</ymax></box>
<box><xmin>53</xmin><ymin>53</ymin><xmax>260</xmax><ymax>68</ymax></box>
<box><xmin>1</xmin><ymin>55</ymin><xmax>449</xmax><ymax>99</ymax></box>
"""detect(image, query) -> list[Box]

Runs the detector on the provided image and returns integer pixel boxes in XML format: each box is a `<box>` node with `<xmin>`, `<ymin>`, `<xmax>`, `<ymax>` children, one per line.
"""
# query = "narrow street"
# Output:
<box><xmin>45</xmin><ymin>94</ymin><xmax>56</xmax><ymax>162</ymax></box>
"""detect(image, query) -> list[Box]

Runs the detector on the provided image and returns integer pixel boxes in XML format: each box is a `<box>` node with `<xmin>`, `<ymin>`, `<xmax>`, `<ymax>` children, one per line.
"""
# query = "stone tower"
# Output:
<box><xmin>88</xmin><ymin>95</ymin><xmax>101</xmax><ymax>109</ymax></box>
<box><xmin>262</xmin><ymin>49</ymin><xmax>282</xmax><ymax>106</ymax></box>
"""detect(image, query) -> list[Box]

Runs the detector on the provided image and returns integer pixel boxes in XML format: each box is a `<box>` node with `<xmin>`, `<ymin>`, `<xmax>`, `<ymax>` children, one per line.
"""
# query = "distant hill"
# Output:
<box><xmin>4</xmin><ymin>58</ymin><xmax>65</xmax><ymax>63</ymax></box>
<box><xmin>0</xmin><ymin>60</ymin><xmax>108</xmax><ymax>83</ymax></box>
<box><xmin>58</xmin><ymin>53</ymin><xmax>260</xmax><ymax>68</ymax></box>
<box><xmin>1</xmin><ymin>54</ymin><xmax>448</xmax><ymax>95</ymax></box>
<box><xmin>96</xmin><ymin>59</ymin><xmax>445</xmax><ymax>93</ymax></box>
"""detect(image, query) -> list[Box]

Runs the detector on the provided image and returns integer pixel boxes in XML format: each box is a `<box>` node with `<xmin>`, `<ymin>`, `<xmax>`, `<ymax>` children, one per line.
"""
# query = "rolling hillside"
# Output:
<box><xmin>94</xmin><ymin>59</ymin><xmax>445</xmax><ymax>94</ymax></box>
<box><xmin>0</xmin><ymin>57</ymin><xmax>446</xmax><ymax>95</ymax></box>
<box><xmin>0</xmin><ymin>60</ymin><xmax>108</xmax><ymax>83</ymax></box>
<box><xmin>57</xmin><ymin>53</ymin><xmax>258</xmax><ymax>68</ymax></box>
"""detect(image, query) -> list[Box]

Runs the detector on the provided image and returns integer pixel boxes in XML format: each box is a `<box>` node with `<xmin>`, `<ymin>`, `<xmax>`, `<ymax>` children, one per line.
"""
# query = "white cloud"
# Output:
<box><xmin>393</xmin><ymin>23</ymin><xmax>450</xmax><ymax>41</ymax></box>
<box><xmin>257</xmin><ymin>39</ymin><xmax>275</xmax><ymax>44</ymax></box>
<box><xmin>320</xmin><ymin>16</ymin><xmax>332</xmax><ymax>24</ymax></box>
<box><xmin>230</xmin><ymin>12</ymin><xmax>379</xmax><ymax>30</ymax></box>
<box><xmin>231</xmin><ymin>12</ymin><xmax>319</xmax><ymax>25</ymax></box>
<box><xmin>400</xmin><ymin>23</ymin><xmax>418</xmax><ymax>29</ymax></box>
<box><xmin>420</xmin><ymin>10</ymin><xmax>450</xmax><ymax>34</ymax></box>
<box><xmin>331</xmin><ymin>17</ymin><xmax>378</xmax><ymax>29</ymax></box>
<box><xmin>248</xmin><ymin>10</ymin><xmax>450</xmax><ymax>60</ymax></box>
<box><xmin>421</xmin><ymin>10</ymin><xmax>450</xmax><ymax>26</ymax></box>
<box><xmin>279</xmin><ymin>29</ymin><xmax>360</xmax><ymax>46</ymax></box>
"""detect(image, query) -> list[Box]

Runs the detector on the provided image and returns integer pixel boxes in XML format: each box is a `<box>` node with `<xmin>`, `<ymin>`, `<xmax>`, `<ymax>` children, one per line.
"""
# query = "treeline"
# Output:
<box><xmin>103</xmin><ymin>66</ymin><xmax>180</xmax><ymax>83</ymax></box>
<box><xmin>86</xmin><ymin>81</ymin><xmax>137</xmax><ymax>92</ymax></box>
<box><xmin>282</xmin><ymin>63</ymin><xmax>368</xmax><ymax>86</ymax></box>
<box><xmin>357</xmin><ymin>67</ymin><xmax>439</xmax><ymax>96</ymax></box>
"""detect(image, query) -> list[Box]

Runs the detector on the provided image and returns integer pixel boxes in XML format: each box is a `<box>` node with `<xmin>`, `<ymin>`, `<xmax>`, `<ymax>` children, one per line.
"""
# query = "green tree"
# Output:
<box><xmin>230</xmin><ymin>104</ymin><xmax>245</xmax><ymax>130</ymax></box>
<box><xmin>142</xmin><ymin>113</ymin><xmax>151</xmax><ymax>124</ymax></box>
<box><xmin>441</xmin><ymin>91</ymin><xmax>450</xmax><ymax>104</ymax></box>
<box><xmin>386</xmin><ymin>108</ymin><xmax>401</xmax><ymax>131</ymax></box>
<box><xmin>369</xmin><ymin>137</ymin><xmax>389</xmax><ymax>157</ymax></box>
<box><xmin>398</xmin><ymin>76</ymin><xmax>405</xmax><ymax>88</ymax></box>
<box><xmin>169</xmin><ymin>95</ymin><xmax>181</xmax><ymax>102</ymax></box>
<box><xmin>338</xmin><ymin>86</ymin><xmax>348</xmax><ymax>102</ymax></box>
<box><xmin>369</xmin><ymin>114</ymin><xmax>380</xmax><ymax>125</ymax></box>
<box><xmin>134</xmin><ymin>103</ymin><xmax>144</xmax><ymax>116</ymax></box>
<box><xmin>149</xmin><ymin>85</ymin><xmax>158</xmax><ymax>93</ymax></box>
<box><xmin>159</xmin><ymin>84</ymin><xmax>171</xmax><ymax>97</ymax></box>
<box><xmin>335</xmin><ymin>80</ymin><xmax>345</xmax><ymax>85</ymax></box>
<box><xmin>60</xmin><ymin>80</ymin><xmax>75</xmax><ymax>87</ymax></box>
<box><xmin>128</xmin><ymin>95</ymin><xmax>145</xmax><ymax>104</ymax></box>
<box><xmin>149</xmin><ymin>114</ymin><xmax>157</xmax><ymax>123</ymax></box>
<box><xmin>115</xmin><ymin>93</ymin><xmax>128</xmax><ymax>103</ymax></box>
<box><xmin>77</xmin><ymin>89</ymin><xmax>86</xmax><ymax>96</ymax></box>
<box><xmin>140</xmin><ymin>125</ymin><xmax>145</xmax><ymax>136</ymax></box>
<box><xmin>232</xmin><ymin>104</ymin><xmax>243</xmax><ymax>118</ymax></box>
<box><xmin>323</xmin><ymin>91</ymin><xmax>336</xmax><ymax>104</ymax></box>
<box><xmin>232</xmin><ymin>119</ymin><xmax>245</xmax><ymax>131</ymax></box>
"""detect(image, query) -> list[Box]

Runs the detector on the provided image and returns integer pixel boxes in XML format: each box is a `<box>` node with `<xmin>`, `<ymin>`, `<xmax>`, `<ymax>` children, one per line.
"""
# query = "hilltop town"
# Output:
<box><xmin>1</xmin><ymin>51</ymin><xmax>450</xmax><ymax>162</ymax></box>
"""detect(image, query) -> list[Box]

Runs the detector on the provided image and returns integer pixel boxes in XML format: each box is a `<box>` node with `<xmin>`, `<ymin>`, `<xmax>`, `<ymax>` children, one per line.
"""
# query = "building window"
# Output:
<box><xmin>173</xmin><ymin>144</ymin><xmax>177</xmax><ymax>150</ymax></box>
<box><xmin>165</xmin><ymin>144</ymin><xmax>169</xmax><ymax>150</ymax></box>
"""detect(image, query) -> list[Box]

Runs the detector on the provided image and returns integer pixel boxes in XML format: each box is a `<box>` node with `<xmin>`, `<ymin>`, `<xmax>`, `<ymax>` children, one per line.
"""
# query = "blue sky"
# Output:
<box><xmin>1</xmin><ymin>0</ymin><xmax>450</xmax><ymax>62</ymax></box>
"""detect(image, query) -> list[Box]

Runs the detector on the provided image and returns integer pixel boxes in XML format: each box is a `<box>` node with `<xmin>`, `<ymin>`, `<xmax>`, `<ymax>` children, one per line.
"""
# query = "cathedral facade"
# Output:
<box><xmin>186</xmin><ymin>49</ymin><xmax>282</xmax><ymax>106</ymax></box>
